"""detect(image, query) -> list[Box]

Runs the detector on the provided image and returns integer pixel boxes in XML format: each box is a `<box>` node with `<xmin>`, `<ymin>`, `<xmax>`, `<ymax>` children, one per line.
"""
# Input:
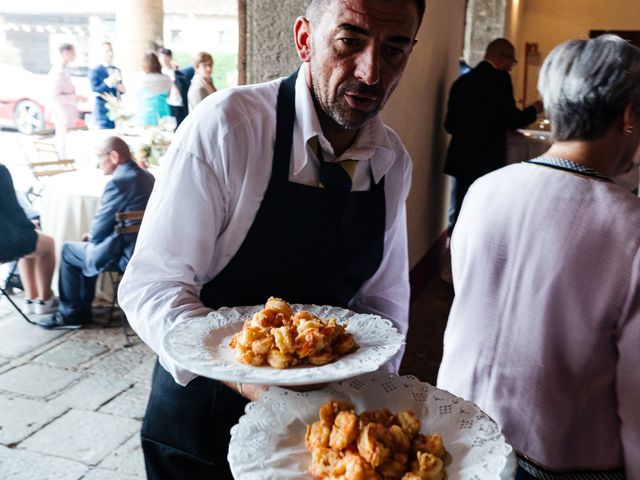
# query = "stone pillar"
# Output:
<box><xmin>114</xmin><ymin>0</ymin><xmax>163</xmax><ymax>79</ymax></box>
<box><xmin>463</xmin><ymin>0</ymin><xmax>507</xmax><ymax>67</ymax></box>
<box><xmin>244</xmin><ymin>0</ymin><xmax>307</xmax><ymax>84</ymax></box>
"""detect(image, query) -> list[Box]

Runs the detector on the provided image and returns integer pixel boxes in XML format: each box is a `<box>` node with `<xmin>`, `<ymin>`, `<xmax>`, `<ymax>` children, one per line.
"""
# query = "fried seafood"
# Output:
<box><xmin>307</xmin><ymin>401</ymin><xmax>448</xmax><ymax>480</ymax></box>
<box><xmin>229</xmin><ymin>297</ymin><xmax>358</xmax><ymax>368</ymax></box>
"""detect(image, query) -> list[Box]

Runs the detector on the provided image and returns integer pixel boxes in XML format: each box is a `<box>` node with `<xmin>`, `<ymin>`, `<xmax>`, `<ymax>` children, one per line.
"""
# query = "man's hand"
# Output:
<box><xmin>223</xmin><ymin>381</ymin><xmax>268</xmax><ymax>401</ymax></box>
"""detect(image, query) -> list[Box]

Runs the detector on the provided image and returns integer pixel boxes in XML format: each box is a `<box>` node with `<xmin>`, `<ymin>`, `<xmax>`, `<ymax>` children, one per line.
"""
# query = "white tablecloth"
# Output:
<box><xmin>40</xmin><ymin>169</ymin><xmax>112</xmax><ymax>299</ymax></box>
<box><xmin>506</xmin><ymin>129</ymin><xmax>551</xmax><ymax>165</ymax></box>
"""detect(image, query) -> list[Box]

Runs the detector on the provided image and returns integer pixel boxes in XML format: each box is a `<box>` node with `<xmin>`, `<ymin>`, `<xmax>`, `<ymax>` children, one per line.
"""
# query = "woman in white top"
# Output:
<box><xmin>187</xmin><ymin>51</ymin><xmax>216</xmax><ymax>112</ymax></box>
<box><xmin>129</xmin><ymin>52</ymin><xmax>172</xmax><ymax>127</ymax></box>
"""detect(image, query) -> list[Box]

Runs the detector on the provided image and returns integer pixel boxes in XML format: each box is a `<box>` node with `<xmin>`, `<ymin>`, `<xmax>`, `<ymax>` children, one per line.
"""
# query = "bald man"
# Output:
<box><xmin>37</xmin><ymin>136</ymin><xmax>155</xmax><ymax>330</ymax></box>
<box><xmin>443</xmin><ymin>38</ymin><xmax>542</xmax><ymax>233</ymax></box>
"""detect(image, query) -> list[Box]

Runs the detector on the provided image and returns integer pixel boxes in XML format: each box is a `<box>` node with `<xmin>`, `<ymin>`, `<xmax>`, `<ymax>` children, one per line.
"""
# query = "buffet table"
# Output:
<box><xmin>506</xmin><ymin>129</ymin><xmax>551</xmax><ymax>165</ymax></box>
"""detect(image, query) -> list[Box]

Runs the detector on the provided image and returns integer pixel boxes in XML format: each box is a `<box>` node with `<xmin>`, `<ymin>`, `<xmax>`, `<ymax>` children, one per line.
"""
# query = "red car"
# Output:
<box><xmin>0</xmin><ymin>63</ymin><xmax>92</xmax><ymax>134</ymax></box>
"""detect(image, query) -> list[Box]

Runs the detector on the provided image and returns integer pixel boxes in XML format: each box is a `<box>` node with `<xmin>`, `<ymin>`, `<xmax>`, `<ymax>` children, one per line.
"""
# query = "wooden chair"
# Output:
<box><xmin>29</xmin><ymin>139</ymin><xmax>77</xmax><ymax>179</ymax></box>
<box><xmin>107</xmin><ymin>210</ymin><xmax>145</xmax><ymax>346</ymax></box>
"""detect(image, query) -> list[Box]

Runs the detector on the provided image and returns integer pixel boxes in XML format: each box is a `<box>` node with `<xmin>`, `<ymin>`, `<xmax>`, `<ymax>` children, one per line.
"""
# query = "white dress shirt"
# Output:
<box><xmin>119</xmin><ymin>63</ymin><xmax>412</xmax><ymax>385</ymax></box>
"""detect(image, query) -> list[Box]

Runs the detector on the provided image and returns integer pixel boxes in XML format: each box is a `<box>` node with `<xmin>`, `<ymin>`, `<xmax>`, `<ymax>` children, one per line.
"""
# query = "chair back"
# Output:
<box><xmin>115</xmin><ymin>210</ymin><xmax>144</xmax><ymax>234</ymax></box>
<box><xmin>22</xmin><ymin>138</ymin><xmax>77</xmax><ymax>178</ymax></box>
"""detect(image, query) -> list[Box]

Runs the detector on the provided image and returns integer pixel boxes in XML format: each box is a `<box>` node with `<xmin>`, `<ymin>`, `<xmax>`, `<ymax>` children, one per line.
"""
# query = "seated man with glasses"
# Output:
<box><xmin>37</xmin><ymin>136</ymin><xmax>155</xmax><ymax>330</ymax></box>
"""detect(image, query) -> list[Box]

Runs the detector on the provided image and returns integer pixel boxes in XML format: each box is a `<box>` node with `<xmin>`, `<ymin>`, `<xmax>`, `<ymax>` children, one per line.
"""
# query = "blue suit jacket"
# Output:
<box><xmin>89</xmin><ymin>64</ymin><xmax>121</xmax><ymax>129</ymax></box>
<box><xmin>83</xmin><ymin>161</ymin><xmax>155</xmax><ymax>276</ymax></box>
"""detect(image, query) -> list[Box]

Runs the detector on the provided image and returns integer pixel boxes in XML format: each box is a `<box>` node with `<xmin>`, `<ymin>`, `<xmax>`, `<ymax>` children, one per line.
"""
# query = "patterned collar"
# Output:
<box><xmin>524</xmin><ymin>156</ymin><xmax>613</xmax><ymax>182</ymax></box>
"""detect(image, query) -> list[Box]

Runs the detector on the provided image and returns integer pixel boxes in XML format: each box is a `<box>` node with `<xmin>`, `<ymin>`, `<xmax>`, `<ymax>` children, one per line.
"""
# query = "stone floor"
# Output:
<box><xmin>0</xmin><ymin>273</ymin><xmax>454</xmax><ymax>479</ymax></box>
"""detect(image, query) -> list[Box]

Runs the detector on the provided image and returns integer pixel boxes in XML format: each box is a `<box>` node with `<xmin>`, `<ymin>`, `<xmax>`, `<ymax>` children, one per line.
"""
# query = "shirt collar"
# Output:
<box><xmin>291</xmin><ymin>63</ymin><xmax>396</xmax><ymax>184</ymax></box>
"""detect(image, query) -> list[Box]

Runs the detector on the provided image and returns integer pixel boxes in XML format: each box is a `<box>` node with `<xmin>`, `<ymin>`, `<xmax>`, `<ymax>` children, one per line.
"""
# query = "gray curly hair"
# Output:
<box><xmin>538</xmin><ymin>34</ymin><xmax>640</xmax><ymax>141</ymax></box>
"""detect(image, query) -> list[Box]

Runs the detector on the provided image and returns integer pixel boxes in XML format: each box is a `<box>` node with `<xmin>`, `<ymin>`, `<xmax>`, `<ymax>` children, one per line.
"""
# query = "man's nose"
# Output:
<box><xmin>354</xmin><ymin>45</ymin><xmax>381</xmax><ymax>86</ymax></box>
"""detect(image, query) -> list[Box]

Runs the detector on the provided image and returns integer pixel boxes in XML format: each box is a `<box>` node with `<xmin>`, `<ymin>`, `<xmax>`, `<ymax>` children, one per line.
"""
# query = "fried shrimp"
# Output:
<box><xmin>357</xmin><ymin>423</ymin><xmax>393</xmax><ymax>467</ymax></box>
<box><xmin>265</xmin><ymin>296</ymin><xmax>294</xmax><ymax>319</ymax></box>
<box><xmin>396</xmin><ymin>411</ymin><xmax>420</xmax><ymax>438</ymax></box>
<box><xmin>307</xmin><ymin>404</ymin><xmax>448</xmax><ymax>480</ymax></box>
<box><xmin>229</xmin><ymin>298</ymin><xmax>358</xmax><ymax>368</ymax></box>
<box><xmin>410</xmin><ymin>452</ymin><xmax>444</xmax><ymax>480</ymax></box>
<box><xmin>307</xmin><ymin>420</ymin><xmax>332</xmax><ymax>450</ymax></box>
<box><xmin>330</xmin><ymin>410</ymin><xmax>359</xmax><ymax>450</ymax></box>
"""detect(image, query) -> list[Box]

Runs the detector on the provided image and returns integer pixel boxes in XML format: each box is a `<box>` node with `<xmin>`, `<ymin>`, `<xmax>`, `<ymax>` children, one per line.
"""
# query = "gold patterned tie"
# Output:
<box><xmin>310</xmin><ymin>137</ymin><xmax>356</xmax><ymax>191</ymax></box>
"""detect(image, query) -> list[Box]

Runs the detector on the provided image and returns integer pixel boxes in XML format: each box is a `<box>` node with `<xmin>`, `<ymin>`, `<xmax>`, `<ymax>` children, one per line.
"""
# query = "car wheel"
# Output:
<box><xmin>14</xmin><ymin>99</ymin><xmax>45</xmax><ymax>134</ymax></box>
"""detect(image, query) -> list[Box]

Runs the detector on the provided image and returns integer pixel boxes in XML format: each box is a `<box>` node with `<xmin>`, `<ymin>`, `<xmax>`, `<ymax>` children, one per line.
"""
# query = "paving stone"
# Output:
<box><xmin>98</xmin><ymin>433</ymin><xmax>146</xmax><ymax>477</ymax></box>
<box><xmin>0</xmin><ymin>396</ymin><xmax>67</xmax><ymax>445</ymax></box>
<box><xmin>0</xmin><ymin>364</ymin><xmax>82</xmax><ymax>398</ymax></box>
<box><xmin>33</xmin><ymin>341</ymin><xmax>109</xmax><ymax>369</ymax></box>
<box><xmin>85</xmin><ymin>344</ymin><xmax>154</xmax><ymax>379</ymax></box>
<box><xmin>81</xmin><ymin>467</ymin><xmax>142</xmax><ymax>480</ymax></box>
<box><xmin>122</xmin><ymin>354</ymin><xmax>156</xmax><ymax>385</ymax></box>
<box><xmin>71</xmin><ymin>326</ymin><xmax>139</xmax><ymax>351</ymax></box>
<box><xmin>99</xmin><ymin>384</ymin><xmax>149</xmax><ymax>420</ymax></box>
<box><xmin>52</xmin><ymin>375</ymin><xmax>133</xmax><ymax>411</ymax></box>
<box><xmin>0</xmin><ymin>356</ymin><xmax>8</xmax><ymax>369</ymax></box>
<box><xmin>20</xmin><ymin>409</ymin><xmax>140</xmax><ymax>466</ymax></box>
<box><xmin>0</xmin><ymin>445</ymin><xmax>87</xmax><ymax>480</ymax></box>
<box><xmin>0</xmin><ymin>314</ymin><xmax>66</xmax><ymax>358</ymax></box>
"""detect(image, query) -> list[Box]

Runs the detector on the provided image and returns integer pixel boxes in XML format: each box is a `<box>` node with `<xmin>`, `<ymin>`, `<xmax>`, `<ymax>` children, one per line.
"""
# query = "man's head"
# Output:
<box><xmin>159</xmin><ymin>47</ymin><xmax>173</xmax><ymax>69</ymax></box>
<box><xmin>59</xmin><ymin>43</ymin><xmax>76</xmax><ymax>65</ymax></box>
<box><xmin>101</xmin><ymin>41</ymin><xmax>114</xmax><ymax>66</ymax></box>
<box><xmin>484</xmin><ymin>38</ymin><xmax>517</xmax><ymax>72</ymax></box>
<box><xmin>96</xmin><ymin>136</ymin><xmax>131</xmax><ymax>175</ymax></box>
<box><xmin>295</xmin><ymin>0</ymin><xmax>423</xmax><ymax>131</ymax></box>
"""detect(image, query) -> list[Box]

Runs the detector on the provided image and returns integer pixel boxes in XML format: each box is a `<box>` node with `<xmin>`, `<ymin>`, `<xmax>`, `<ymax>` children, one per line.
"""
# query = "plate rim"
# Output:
<box><xmin>163</xmin><ymin>304</ymin><xmax>405</xmax><ymax>386</ymax></box>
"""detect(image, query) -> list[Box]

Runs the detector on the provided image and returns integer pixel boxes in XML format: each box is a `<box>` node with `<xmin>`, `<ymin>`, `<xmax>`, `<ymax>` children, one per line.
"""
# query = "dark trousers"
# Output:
<box><xmin>141</xmin><ymin>360</ymin><xmax>249</xmax><ymax>480</ymax></box>
<box><xmin>58</xmin><ymin>242</ymin><xmax>96</xmax><ymax>320</ymax></box>
<box><xmin>169</xmin><ymin>105</ymin><xmax>187</xmax><ymax>129</ymax></box>
<box><xmin>447</xmin><ymin>175</ymin><xmax>477</xmax><ymax>234</ymax></box>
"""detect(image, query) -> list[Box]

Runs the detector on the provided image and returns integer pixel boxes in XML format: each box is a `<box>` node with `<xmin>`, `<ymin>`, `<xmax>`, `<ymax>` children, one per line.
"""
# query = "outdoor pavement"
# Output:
<box><xmin>0</xmin><ymin>291</ymin><xmax>154</xmax><ymax>480</ymax></box>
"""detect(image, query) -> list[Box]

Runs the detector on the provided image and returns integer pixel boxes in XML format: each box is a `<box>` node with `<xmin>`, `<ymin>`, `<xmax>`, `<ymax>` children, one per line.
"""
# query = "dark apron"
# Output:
<box><xmin>141</xmin><ymin>70</ymin><xmax>386</xmax><ymax>479</ymax></box>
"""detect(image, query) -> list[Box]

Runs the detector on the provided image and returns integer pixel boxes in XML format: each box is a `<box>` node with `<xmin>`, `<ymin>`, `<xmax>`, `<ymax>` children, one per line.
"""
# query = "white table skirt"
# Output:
<box><xmin>39</xmin><ymin>169</ymin><xmax>113</xmax><ymax>300</ymax></box>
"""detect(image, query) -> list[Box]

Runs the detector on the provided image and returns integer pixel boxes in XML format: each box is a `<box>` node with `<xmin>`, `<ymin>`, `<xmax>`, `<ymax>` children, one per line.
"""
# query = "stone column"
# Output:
<box><xmin>463</xmin><ymin>0</ymin><xmax>507</xmax><ymax>67</ymax></box>
<box><xmin>114</xmin><ymin>0</ymin><xmax>163</xmax><ymax>80</ymax></box>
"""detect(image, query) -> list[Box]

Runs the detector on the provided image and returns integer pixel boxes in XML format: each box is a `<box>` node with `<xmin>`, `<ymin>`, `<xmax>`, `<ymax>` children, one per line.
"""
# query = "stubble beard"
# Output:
<box><xmin>309</xmin><ymin>61</ymin><xmax>381</xmax><ymax>131</ymax></box>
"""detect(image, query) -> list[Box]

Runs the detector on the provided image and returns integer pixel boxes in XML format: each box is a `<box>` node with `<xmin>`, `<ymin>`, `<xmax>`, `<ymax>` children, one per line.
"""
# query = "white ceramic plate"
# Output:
<box><xmin>228</xmin><ymin>373</ymin><xmax>516</xmax><ymax>479</ymax></box>
<box><xmin>163</xmin><ymin>304</ymin><xmax>404</xmax><ymax>386</ymax></box>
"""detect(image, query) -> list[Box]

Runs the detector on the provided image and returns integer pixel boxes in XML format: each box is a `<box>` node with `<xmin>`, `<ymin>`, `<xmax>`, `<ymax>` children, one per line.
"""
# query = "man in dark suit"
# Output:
<box><xmin>443</xmin><ymin>38</ymin><xmax>542</xmax><ymax>233</ymax></box>
<box><xmin>89</xmin><ymin>42</ymin><xmax>126</xmax><ymax>129</ymax></box>
<box><xmin>37</xmin><ymin>136</ymin><xmax>155</xmax><ymax>329</ymax></box>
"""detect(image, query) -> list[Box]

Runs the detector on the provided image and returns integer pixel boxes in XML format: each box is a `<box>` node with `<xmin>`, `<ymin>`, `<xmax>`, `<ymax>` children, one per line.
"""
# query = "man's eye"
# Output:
<box><xmin>384</xmin><ymin>45</ymin><xmax>405</xmax><ymax>57</ymax></box>
<box><xmin>339</xmin><ymin>38</ymin><xmax>361</xmax><ymax>47</ymax></box>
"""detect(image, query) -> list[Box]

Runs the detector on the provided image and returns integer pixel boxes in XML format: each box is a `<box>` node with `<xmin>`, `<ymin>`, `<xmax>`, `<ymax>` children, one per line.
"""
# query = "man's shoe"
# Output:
<box><xmin>33</xmin><ymin>296</ymin><xmax>59</xmax><ymax>315</ymax></box>
<box><xmin>37</xmin><ymin>311</ymin><xmax>84</xmax><ymax>330</ymax></box>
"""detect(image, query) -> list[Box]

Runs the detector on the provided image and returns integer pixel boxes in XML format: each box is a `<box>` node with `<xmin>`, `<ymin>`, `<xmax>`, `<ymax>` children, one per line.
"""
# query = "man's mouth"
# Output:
<box><xmin>344</xmin><ymin>92</ymin><xmax>379</xmax><ymax>112</ymax></box>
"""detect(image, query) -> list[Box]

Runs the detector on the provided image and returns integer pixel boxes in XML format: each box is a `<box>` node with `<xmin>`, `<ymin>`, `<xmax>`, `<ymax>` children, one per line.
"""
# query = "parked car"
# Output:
<box><xmin>0</xmin><ymin>63</ymin><xmax>92</xmax><ymax>134</ymax></box>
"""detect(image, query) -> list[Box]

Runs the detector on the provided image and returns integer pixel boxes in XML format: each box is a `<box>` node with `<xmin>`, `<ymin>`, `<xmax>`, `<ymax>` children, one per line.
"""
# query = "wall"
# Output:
<box><xmin>244</xmin><ymin>0</ymin><xmax>466</xmax><ymax>268</ymax></box>
<box><xmin>382</xmin><ymin>0</ymin><xmax>466</xmax><ymax>267</ymax></box>
<box><xmin>514</xmin><ymin>0</ymin><xmax>640</xmax><ymax>108</ymax></box>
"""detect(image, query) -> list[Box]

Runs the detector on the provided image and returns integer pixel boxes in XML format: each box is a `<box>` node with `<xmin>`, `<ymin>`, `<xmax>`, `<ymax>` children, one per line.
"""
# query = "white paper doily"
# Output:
<box><xmin>163</xmin><ymin>304</ymin><xmax>404</xmax><ymax>386</ymax></box>
<box><xmin>228</xmin><ymin>373</ymin><xmax>516</xmax><ymax>480</ymax></box>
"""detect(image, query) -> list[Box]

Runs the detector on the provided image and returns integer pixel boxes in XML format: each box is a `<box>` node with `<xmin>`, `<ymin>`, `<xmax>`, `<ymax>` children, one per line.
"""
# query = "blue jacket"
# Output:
<box><xmin>83</xmin><ymin>160</ymin><xmax>155</xmax><ymax>276</ymax></box>
<box><xmin>89</xmin><ymin>64</ymin><xmax>121</xmax><ymax>129</ymax></box>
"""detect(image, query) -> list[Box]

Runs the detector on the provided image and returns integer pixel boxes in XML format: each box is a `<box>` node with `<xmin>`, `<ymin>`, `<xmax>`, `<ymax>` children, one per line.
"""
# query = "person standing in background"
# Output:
<box><xmin>129</xmin><ymin>52</ymin><xmax>172</xmax><ymax>127</ymax></box>
<box><xmin>158</xmin><ymin>48</ymin><xmax>188</xmax><ymax>128</ymax></box>
<box><xmin>89</xmin><ymin>42</ymin><xmax>125</xmax><ymax>129</ymax></box>
<box><xmin>443</xmin><ymin>38</ymin><xmax>542</xmax><ymax>234</ymax></box>
<box><xmin>187</xmin><ymin>51</ymin><xmax>216</xmax><ymax>111</ymax></box>
<box><xmin>48</xmin><ymin>43</ymin><xmax>87</xmax><ymax>158</ymax></box>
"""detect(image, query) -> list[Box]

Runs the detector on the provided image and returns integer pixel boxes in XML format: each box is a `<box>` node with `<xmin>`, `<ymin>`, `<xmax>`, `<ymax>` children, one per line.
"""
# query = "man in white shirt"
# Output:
<box><xmin>118</xmin><ymin>0</ymin><xmax>425</xmax><ymax>478</ymax></box>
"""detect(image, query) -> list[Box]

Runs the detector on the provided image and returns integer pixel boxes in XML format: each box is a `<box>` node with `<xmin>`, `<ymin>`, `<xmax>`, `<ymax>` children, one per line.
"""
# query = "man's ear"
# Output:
<box><xmin>294</xmin><ymin>16</ymin><xmax>312</xmax><ymax>62</ymax></box>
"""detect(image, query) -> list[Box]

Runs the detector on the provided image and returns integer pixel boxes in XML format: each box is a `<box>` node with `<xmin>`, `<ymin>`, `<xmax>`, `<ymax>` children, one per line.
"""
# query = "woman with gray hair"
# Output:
<box><xmin>437</xmin><ymin>34</ymin><xmax>640</xmax><ymax>479</ymax></box>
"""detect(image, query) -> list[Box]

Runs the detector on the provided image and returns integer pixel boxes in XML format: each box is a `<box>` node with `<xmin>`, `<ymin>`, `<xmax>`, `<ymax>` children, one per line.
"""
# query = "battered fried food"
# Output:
<box><xmin>229</xmin><ymin>297</ymin><xmax>358</xmax><ymax>368</ymax></box>
<box><xmin>307</xmin><ymin>401</ymin><xmax>448</xmax><ymax>480</ymax></box>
